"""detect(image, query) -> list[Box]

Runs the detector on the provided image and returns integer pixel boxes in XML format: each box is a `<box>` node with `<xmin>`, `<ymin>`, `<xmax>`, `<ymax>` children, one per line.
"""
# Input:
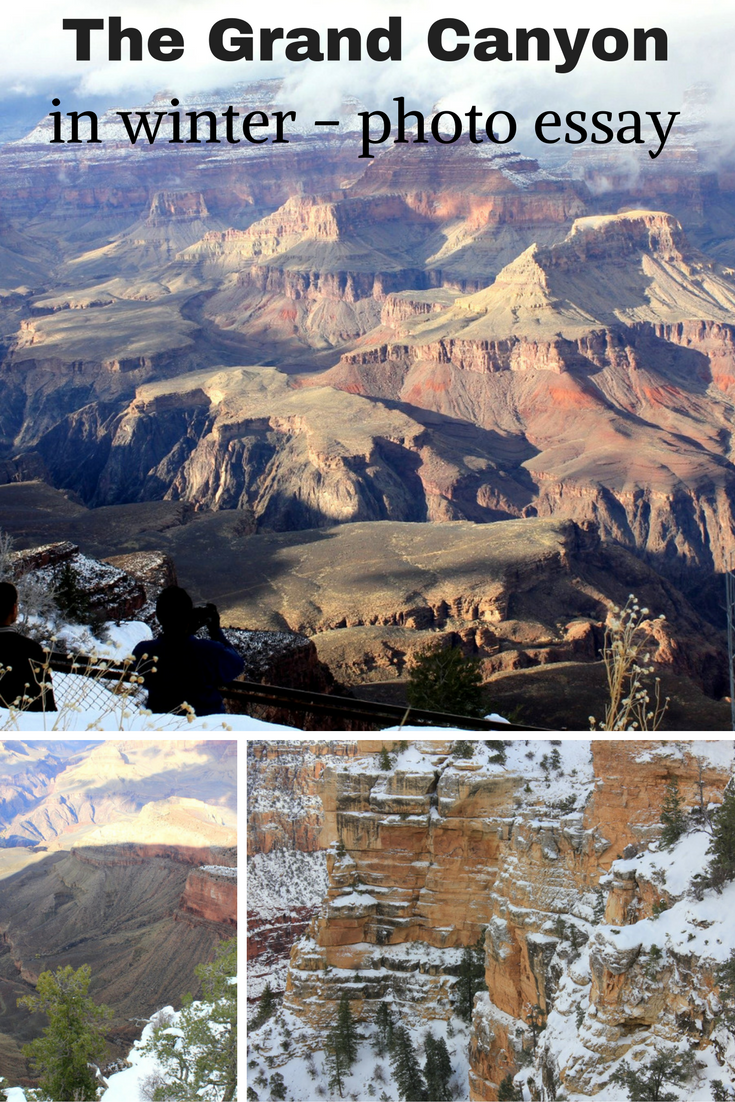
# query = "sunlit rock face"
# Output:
<box><xmin>250</xmin><ymin>740</ymin><xmax>734</xmax><ymax>1100</ymax></box>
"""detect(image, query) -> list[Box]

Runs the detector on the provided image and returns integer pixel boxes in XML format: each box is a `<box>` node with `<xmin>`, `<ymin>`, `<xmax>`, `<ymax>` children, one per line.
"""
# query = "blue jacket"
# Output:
<box><xmin>132</xmin><ymin>630</ymin><xmax>245</xmax><ymax>716</ymax></box>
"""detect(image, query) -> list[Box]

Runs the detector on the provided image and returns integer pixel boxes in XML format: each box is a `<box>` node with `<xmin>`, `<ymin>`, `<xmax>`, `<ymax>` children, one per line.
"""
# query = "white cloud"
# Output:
<box><xmin>1</xmin><ymin>0</ymin><xmax>732</xmax><ymax>149</ymax></box>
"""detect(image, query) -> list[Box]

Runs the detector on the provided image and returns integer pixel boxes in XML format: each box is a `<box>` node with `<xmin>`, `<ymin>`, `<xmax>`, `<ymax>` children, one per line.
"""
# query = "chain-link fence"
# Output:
<box><xmin>2</xmin><ymin>649</ymin><xmax>542</xmax><ymax>730</ymax></box>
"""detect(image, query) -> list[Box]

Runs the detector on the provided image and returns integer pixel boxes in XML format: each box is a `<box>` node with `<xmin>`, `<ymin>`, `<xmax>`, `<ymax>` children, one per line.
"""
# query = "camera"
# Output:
<box><xmin>191</xmin><ymin>603</ymin><xmax>219</xmax><ymax>633</ymax></box>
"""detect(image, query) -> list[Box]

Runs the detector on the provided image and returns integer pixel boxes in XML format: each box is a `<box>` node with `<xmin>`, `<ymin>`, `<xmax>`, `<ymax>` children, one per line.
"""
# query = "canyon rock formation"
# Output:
<box><xmin>0</xmin><ymin>739</ymin><xmax>237</xmax><ymax>1081</ymax></box>
<box><xmin>4</xmin><ymin>84</ymin><xmax>735</xmax><ymax>727</ymax></box>
<box><xmin>247</xmin><ymin>738</ymin><xmax>735</xmax><ymax>1101</ymax></box>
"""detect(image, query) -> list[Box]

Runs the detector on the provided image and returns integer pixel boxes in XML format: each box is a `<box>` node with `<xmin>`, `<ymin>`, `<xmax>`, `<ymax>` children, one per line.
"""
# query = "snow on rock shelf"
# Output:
<box><xmin>247</xmin><ymin>737</ymin><xmax>735</xmax><ymax>1102</ymax></box>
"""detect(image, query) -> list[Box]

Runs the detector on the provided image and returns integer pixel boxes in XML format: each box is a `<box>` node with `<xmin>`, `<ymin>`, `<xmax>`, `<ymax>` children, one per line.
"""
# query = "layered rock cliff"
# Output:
<box><xmin>0</xmin><ymin>841</ymin><xmax>235</xmax><ymax>1082</ymax></box>
<box><xmin>248</xmin><ymin>738</ymin><xmax>735</xmax><ymax>1101</ymax></box>
<box><xmin>178</xmin><ymin>864</ymin><xmax>237</xmax><ymax>928</ymax></box>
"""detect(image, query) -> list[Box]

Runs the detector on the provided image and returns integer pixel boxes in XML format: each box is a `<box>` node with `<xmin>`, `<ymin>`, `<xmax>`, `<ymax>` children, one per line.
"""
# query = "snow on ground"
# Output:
<box><xmin>247</xmin><ymin>850</ymin><xmax>329</xmax><ymax>920</ymax></box>
<box><xmin>343</xmin><ymin>738</ymin><xmax>595</xmax><ymax>808</ymax></box>
<box><xmin>611</xmin><ymin>831</ymin><xmax>713</xmax><ymax>897</ymax></box>
<box><xmin>0</xmin><ymin>703</ymin><xmax>291</xmax><ymax>731</ymax></box>
<box><xmin>634</xmin><ymin>741</ymin><xmax>735</xmax><ymax>770</ymax></box>
<box><xmin>598</xmin><ymin>861</ymin><xmax>735</xmax><ymax>963</ymax></box>
<box><xmin>538</xmin><ymin>826</ymin><xmax>735</xmax><ymax>1102</ymax></box>
<box><xmin>97</xmin><ymin>1010</ymin><xmax>173</xmax><ymax>1102</ymax></box>
<box><xmin>54</xmin><ymin>619</ymin><xmax>152</xmax><ymax>658</ymax></box>
<box><xmin>248</xmin><ymin>1000</ymin><xmax>472</xmax><ymax>1102</ymax></box>
<box><xmin>4</xmin><ymin>1008</ymin><xmax>171</xmax><ymax>1102</ymax></box>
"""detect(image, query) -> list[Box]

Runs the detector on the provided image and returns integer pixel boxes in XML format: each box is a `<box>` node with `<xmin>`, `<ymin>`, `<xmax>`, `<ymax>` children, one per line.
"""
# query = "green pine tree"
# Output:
<box><xmin>143</xmin><ymin>938</ymin><xmax>237</xmax><ymax>1101</ymax></box>
<box><xmin>455</xmin><ymin>930</ymin><xmax>487</xmax><ymax>1022</ymax></box>
<box><xmin>54</xmin><ymin>561</ymin><xmax>91</xmax><ymax>624</ymax></box>
<box><xmin>498</xmin><ymin>1073</ymin><xmax>523</xmax><ymax>1101</ymax></box>
<box><xmin>706</xmin><ymin>782</ymin><xmax>735</xmax><ymax>890</ymax></box>
<box><xmin>453</xmin><ymin>740</ymin><xmax>475</xmax><ymax>759</ymax></box>
<box><xmin>252</xmin><ymin>981</ymin><xmax>276</xmax><ymax>1029</ymax></box>
<box><xmin>17</xmin><ymin>963</ymin><xmax>112</xmax><ymax>1102</ymax></box>
<box><xmin>379</xmin><ymin>745</ymin><xmax>393</xmax><ymax>771</ymax></box>
<box><xmin>373</xmin><ymin>1002</ymin><xmax>395</xmax><ymax>1056</ymax></box>
<box><xmin>485</xmin><ymin>740</ymin><xmax>507</xmax><ymax>764</ymax></box>
<box><xmin>716</xmin><ymin>949</ymin><xmax>735</xmax><ymax>1032</ymax></box>
<box><xmin>325</xmin><ymin>994</ymin><xmax>358</xmax><ymax>1099</ymax></box>
<box><xmin>269</xmin><ymin>1072</ymin><xmax>286</xmax><ymax>1100</ymax></box>
<box><xmin>406</xmin><ymin>643</ymin><xmax>487</xmax><ymax>718</ymax></box>
<box><xmin>423</xmin><ymin>1032</ymin><xmax>452</xmax><ymax>1101</ymax></box>
<box><xmin>390</xmin><ymin>1025</ymin><xmax>426</xmax><ymax>1101</ymax></box>
<box><xmin>335</xmin><ymin>993</ymin><xmax>358</xmax><ymax>1066</ymax></box>
<box><xmin>660</xmin><ymin>777</ymin><xmax>686</xmax><ymax>848</ymax></box>
<box><xmin>609</xmin><ymin>1048</ymin><xmax>694</xmax><ymax>1100</ymax></box>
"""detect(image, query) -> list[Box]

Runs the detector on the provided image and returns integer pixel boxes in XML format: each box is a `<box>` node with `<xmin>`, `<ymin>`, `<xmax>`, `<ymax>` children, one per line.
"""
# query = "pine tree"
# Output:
<box><xmin>550</xmin><ymin>747</ymin><xmax>562</xmax><ymax>772</ymax></box>
<box><xmin>453</xmin><ymin>739</ymin><xmax>475</xmax><ymax>758</ymax></box>
<box><xmin>527</xmin><ymin>1003</ymin><xmax>546</xmax><ymax>1050</ymax></box>
<box><xmin>485</xmin><ymin>740</ymin><xmax>507</xmax><ymax>764</ymax></box>
<box><xmin>143</xmin><ymin>938</ymin><xmax>237</xmax><ymax>1101</ymax></box>
<box><xmin>706</xmin><ymin>782</ymin><xmax>735</xmax><ymax>889</ymax></box>
<box><xmin>335</xmin><ymin>993</ymin><xmax>358</xmax><ymax>1066</ymax></box>
<box><xmin>609</xmin><ymin>1048</ymin><xmax>694</xmax><ymax>1100</ymax></box>
<box><xmin>423</xmin><ymin>1032</ymin><xmax>452</xmax><ymax>1101</ymax></box>
<box><xmin>54</xmin><ymin>561</ymin><xmax>91</xmax><ymax>623</ymax></box>
<box><xmin>373</xmin><ymin>1002</ymin><xmax>395</xmax><ymax>1056</ymax></box>
<box><xmin>716</xmin><ymin>949</ymin><xmax>735</xmax><ymax>1032</ymax></box>
<box><xmin>455</xmin><ymin>930</ymin><xmax>487</xmax><ymax>1021</ymax></box>
<box><xmin>252</xmin><ymin>980</ymin><xmax>276</xmax><ymax>1028</ymax></box>
<box><xmin>498</xmin><ymin>1073</ymin><xmax>523</xmax><ymax>1101</ymax></box>
<box><xmin>390</xmin><ymin>1025</ymin><xmax>426</xmax><ymax>1101</ymax></box>
<box><xmin>17</xmin><ymin>963</ymin><xmax>112</xmax><ymax>1102</ymax></box>
<box><xmin>660</xmin><ymin>777</ymin><xmax>686</xmax><ymax>848</ymax></box>
<box><xmin>379</xmin><ymin>745</ymin><xmax>393</xmax><ymax>771</ymax></box>
<box><xmin>406</xmin><ymin>643</ymin><xmax>487</xmax><ymax>718</ymax></box>
<box><xmin>325</xmin><ymin>994</ymin><xmax>358</xmax><ymax>1099</ymax></box>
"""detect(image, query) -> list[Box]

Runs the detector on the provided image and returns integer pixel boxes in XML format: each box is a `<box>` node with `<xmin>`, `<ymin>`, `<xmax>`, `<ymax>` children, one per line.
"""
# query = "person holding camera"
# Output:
<box><xmin>132</xmin><ymin>585</ymin><xmax>244</xmax><ymax>716</ymax></box>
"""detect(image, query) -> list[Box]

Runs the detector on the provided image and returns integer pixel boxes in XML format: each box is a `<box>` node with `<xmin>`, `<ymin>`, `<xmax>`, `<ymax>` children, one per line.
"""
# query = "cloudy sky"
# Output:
<box><xmin>1</xmin><ymin>0</ymin><xmax>733</xmax><ymax>151</ymax></box>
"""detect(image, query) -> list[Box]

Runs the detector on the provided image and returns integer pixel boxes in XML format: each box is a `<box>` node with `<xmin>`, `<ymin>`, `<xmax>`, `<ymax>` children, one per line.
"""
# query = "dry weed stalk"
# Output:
<box><xmin>0</xmin><ymin>651</ymin><xmax>229</xmax><ymax>731</ymax></box>
<box><xmin>591</xmin><ymin>596</ymin><xmax>669</xmax><ymax>731</ymax></box>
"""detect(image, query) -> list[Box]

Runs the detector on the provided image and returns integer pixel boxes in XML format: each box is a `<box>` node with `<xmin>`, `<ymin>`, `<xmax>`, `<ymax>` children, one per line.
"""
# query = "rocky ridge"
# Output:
<box><xmin>247</xmin><ymin>738</ymin><xmax>735</xmax><ymax>1100</ymax></box>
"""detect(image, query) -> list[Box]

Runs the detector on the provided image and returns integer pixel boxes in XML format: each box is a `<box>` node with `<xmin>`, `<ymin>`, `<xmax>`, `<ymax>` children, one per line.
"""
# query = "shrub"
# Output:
<box><xmin>453</xmin><ymin>739</ymin><xmax>475</xmax><ymax>758</ymax></box>
<box><xmin>659</xmin><ymin>777</ymin><xmax>686</xmax><ymax>848</ymax></box>
<box><xmin>609</xmin><ymin>1047</ymin><xmax>694</xmax><ymax>1100</ymax></box>
<box><xmin>406</xmin><ymin>643</ymin><xmax>487</xmax><ymax>718</ymax></box>
<box><xmin>456</xmin><ymin>930</ymin><xmax>487</xmax><ymax>1021</ymax></box>
<box><xmin>17</xmin><ymin>964</ymin><xmax>112</xmax><ymax>1102</ymax></box>
<box><xmin>498</xmin><ymin>1072</ymin><xmax>523</xmax><ymax>1100</ymax></box>
<box><xmin>485</xmin><ymin>739</ymin><xmax>508</xmax><ymax>764</ymax></box>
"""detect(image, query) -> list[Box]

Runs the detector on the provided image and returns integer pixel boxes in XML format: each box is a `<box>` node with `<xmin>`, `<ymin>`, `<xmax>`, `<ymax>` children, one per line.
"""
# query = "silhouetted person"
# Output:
<box><xmin>0</xmin><ymin>581</ymin><xmax>56</xmax><ymax>712</ymax></box>
<box><xmin>132</xmin><ymin>586</ymin><xmax>244</xmax><ymax>716</ymax></box>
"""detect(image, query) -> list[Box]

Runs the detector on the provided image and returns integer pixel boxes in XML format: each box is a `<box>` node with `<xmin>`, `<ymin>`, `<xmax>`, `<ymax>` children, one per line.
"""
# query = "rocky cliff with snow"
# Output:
<box><xmin>247</xmin><ymin>738</ymin><xmax>735</xmax><ymax>1101</ymax></box>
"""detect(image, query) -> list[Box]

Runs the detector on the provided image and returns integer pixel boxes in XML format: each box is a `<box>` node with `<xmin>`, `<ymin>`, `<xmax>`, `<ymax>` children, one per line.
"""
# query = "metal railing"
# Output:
<box><xmin>44</xmin><ymin>650</ymin><xmax>544</xmax><ymax>732</ymax></box>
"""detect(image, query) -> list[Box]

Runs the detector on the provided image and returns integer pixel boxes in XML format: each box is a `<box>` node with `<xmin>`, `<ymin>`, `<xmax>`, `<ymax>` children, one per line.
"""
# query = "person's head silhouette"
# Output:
<box><xmin>155</xmin><ymin>585</ymin><xmax>194</xmax><ymax>636</ymax></box>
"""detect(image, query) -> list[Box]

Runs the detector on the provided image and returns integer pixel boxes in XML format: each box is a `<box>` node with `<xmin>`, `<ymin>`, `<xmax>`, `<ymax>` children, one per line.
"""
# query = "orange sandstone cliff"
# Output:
<box><xmin>252</xmin><ymin>739</ymin><xmax>735</xmax><ymax>1100</ymax></box>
